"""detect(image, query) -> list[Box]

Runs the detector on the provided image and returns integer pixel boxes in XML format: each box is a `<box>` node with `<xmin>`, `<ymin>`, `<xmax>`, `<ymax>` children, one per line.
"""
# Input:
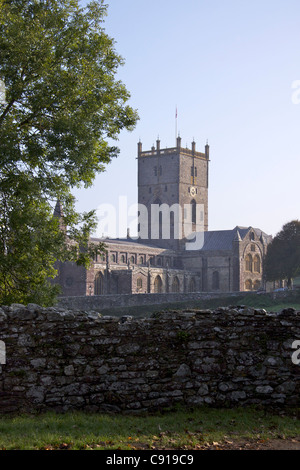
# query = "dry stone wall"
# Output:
<box><xmin>0</xmin><ymin>303</ymin><xmax>299</xmax><ymax>414</ymax></box>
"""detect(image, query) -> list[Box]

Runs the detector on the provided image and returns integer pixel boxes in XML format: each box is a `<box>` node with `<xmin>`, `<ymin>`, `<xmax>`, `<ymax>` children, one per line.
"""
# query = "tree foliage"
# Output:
<box><xmin>0</xmin><ymin>0</ymin><xmax>138</xmax><ymax>305</ymax></box>
<box><xmin>264</xmin><ymin>220</ymin><xmax>300</xmax><ymax>287</ymax></box>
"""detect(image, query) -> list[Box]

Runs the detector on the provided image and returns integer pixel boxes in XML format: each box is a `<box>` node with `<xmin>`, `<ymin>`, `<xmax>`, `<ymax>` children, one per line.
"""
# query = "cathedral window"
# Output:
<box><xmin>253</xmin><ymin>280</ymin><xmax>261</xmax><ymax>290</ymax></box>
<box><xmin>137</xmin><ymin>278</ymin><xmax>143</xmax><ymax>290</ymax></box>
<box><xmin>94</xmin><ymin>272</ymin><xmax>104</xmax><ymax>295</ymax></box>
<box><xmin>245</xmin><ymin>254</ymin><xmax>253</xmax><ymax>272</ymax></box>
<box><xmin>245</xmin><ymin>279</ymin><xmax>253</xmax><ymax>291</ymax></box>
<box><xmin>189</xmin><ymin>278</ymin><xmax>196</xmax><ymax>292</ymax></box>
<box><xmin>253</xmin><ymin>255</ymin><xmax>261</xmax><ymax>273</ymax></box>
<box><xmin>154</xmin><ymin>275</ymin><xmax>163</xmax><ymax>293</ymax></box>
<box><xmin>172</xmin><ymin>276</ymin><xmax>180</xmax><ymax>293</ymax></box>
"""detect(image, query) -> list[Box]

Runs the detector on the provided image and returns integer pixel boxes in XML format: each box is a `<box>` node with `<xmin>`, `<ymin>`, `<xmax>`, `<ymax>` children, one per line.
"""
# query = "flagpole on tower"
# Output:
<box><xmin>175</xmin><ymin>106</ymin><xmax>178</xmax><ymax>143</ymax></box>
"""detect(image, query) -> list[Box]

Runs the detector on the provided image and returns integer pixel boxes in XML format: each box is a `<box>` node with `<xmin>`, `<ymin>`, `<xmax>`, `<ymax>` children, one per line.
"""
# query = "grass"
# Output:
<box><xmin>99</xmin><ymin>291</ymin><xmax>300</xmax><ymax>318</ymax></box>
<box><xmin>0</xmin><ymin>407</ymin><xmax>299</xmax><ymax>450</ymax></box>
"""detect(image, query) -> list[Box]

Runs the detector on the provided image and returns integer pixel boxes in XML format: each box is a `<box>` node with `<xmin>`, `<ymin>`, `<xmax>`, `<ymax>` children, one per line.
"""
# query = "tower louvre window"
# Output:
<box><xmin>191</xmin><ymin>199</ymin><xmax>197</xmax><ymax>224</ymax></box>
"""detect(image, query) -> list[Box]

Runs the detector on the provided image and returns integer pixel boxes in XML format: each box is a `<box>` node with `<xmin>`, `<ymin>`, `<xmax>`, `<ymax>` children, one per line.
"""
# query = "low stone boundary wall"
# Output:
<box><xmin>57</xmin><ymin>291</ymin><xmax>244</xmax><ymax>312</ymax></box>
<box><xmin>0</xmin><ymin>303</ymin><xmax>299</xmax><ymax>414</ymax></box>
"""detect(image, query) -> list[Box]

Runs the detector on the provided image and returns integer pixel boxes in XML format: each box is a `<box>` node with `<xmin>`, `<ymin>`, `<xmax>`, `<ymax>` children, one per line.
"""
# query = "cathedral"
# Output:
<box><xmin>55</xmin><ymin>137</ymin><xmax>272</xmax><ymax>297</ymax></box>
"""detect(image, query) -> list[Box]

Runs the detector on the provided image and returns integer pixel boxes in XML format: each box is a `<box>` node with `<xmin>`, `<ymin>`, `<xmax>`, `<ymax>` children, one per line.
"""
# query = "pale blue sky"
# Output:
<box><xmin>74</xmin><ymin>0</ymin><xmax>300</xmax><ymax>238</ymax></box>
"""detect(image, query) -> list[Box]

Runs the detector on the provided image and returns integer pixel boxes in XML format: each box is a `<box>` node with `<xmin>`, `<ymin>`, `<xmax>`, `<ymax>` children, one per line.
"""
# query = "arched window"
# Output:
<box><xmin>157</xmin><ymin>257</ymin><xmax>162</xmax><ymax>266</ymax></box>
<box><xmin>154</xmin><ymin>198</ymin><xmax>163</xmax><ymax>239</ymax></box>
<box><xmin>139</xmin><ymin>256</ymin><xmax>144</xmax><ymax>265</ymax></box>
<box><xmin>212</xmin><ymin>271</ymin><xmax>220</xmax><ymax>290</ymax></box>
<box><xmin>245</xmin><ymin>254</ymin><xmax>253</xmax><ymax>272</ymax></box>
<box><xmin>172</xmin><ymin>276</ymin><xmax>180</xmax><ymax>293</ymax></box>
<box><xmin>189</xmin><ymin>278</ymin><xmax>196</xmax><ymax>292</ymax></box>
<box><xmin>253</xmin><ymin>255</ymin><xmax>261</xmax><ymax>273</ymax></box>
<box><xmin>137</xmin><ymin>278</ymin><xmax>143</xmax><ymax>291</ymax></box>
<box><xmin>94</xmin><ymin>272</ymin><xmax>104</xmax><ymax>295</ymax></box>
<box><xmin>154</xmin><ymin>275</ymin><xmax>163</xmax><ymax>293</ymax></box>
<box><xmin>130</xmin><ymin>255</ymin><xmax>135</xmax><ymax>264</ymax></box>
<box><xmin>191</xmin><ymin>199</ymin><xmax>197</xmax><ymax>225</ymax></box>
<box><xmin>111</xmin><ymin>254</ymin><xmax>116</xmax><ymax>263</ymax></box>
<box><xmin>245</xmin><ymin>279</ymin><xmax>252</xmax><ymax>291</ymax></box>
<box><xmin>121</xmin><ymin>254</ymin><xmax>126</xmax><ymax>263</ymax></box>
<box><xmin>253</xmin><ymin>280</ymin><xmax>261</xmax><ymax>291</ymax></box>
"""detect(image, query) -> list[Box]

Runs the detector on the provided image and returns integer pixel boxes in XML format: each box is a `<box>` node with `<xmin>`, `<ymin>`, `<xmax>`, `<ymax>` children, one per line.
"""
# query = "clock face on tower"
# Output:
<box><xmin>190</xmin><ymin>187</ymin><xmax>196</xmax><ymax>197</ymax></box>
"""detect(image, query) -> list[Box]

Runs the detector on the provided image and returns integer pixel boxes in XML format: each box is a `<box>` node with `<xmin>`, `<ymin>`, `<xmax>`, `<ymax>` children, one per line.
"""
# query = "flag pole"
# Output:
<box><xmin>175</xmin><ymin>106</ymin><xmax>178</xmax><ymax>143</ymax></box>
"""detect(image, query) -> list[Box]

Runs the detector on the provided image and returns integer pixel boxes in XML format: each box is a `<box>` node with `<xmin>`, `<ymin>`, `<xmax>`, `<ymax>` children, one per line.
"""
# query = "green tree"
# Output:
<box><xmin>264</xmin><ymin>220</ymin><xmax>300</xmax><ymax>288</ymax></box>
<box><xmin>0</xmin><ymin>0</ymin><xmax>138</xmax><ymax>305</ymax></box>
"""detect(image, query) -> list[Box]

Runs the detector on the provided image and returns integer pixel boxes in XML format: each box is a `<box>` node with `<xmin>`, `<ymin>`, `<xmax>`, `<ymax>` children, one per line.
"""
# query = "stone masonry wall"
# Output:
<box><xmin>0</xmin><ymin>303</ymin><xmax>299</xmax><ymax>414</ymax></box>
<box><xmin>57</xmin><ymin>292</ymin><xmax>243</xmax><ymax>313</ymax></box>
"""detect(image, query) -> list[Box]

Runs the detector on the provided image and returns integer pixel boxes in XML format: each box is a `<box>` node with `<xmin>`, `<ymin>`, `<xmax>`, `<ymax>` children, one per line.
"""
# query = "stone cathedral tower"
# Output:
<box><xmin>55</xmin><ymin>133</ymin><xmax>272</xmax><ymax>298</ymax></box>
<box><xmin>137</xmin><ymin>136</ymin><xmax>210</xmax><ymax>250</ymax></box>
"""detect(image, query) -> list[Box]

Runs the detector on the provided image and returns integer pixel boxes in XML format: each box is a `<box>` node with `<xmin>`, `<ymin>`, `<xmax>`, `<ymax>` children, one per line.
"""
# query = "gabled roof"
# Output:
<box><xmin>200</xmin><ymin>226</ymin><xmax>271</xmax><ymax>251</ymax></box>
<box><xmin>201</xmin><ymin>229</ymin><xmax>239</xmax><ymax>251</ymax></box>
